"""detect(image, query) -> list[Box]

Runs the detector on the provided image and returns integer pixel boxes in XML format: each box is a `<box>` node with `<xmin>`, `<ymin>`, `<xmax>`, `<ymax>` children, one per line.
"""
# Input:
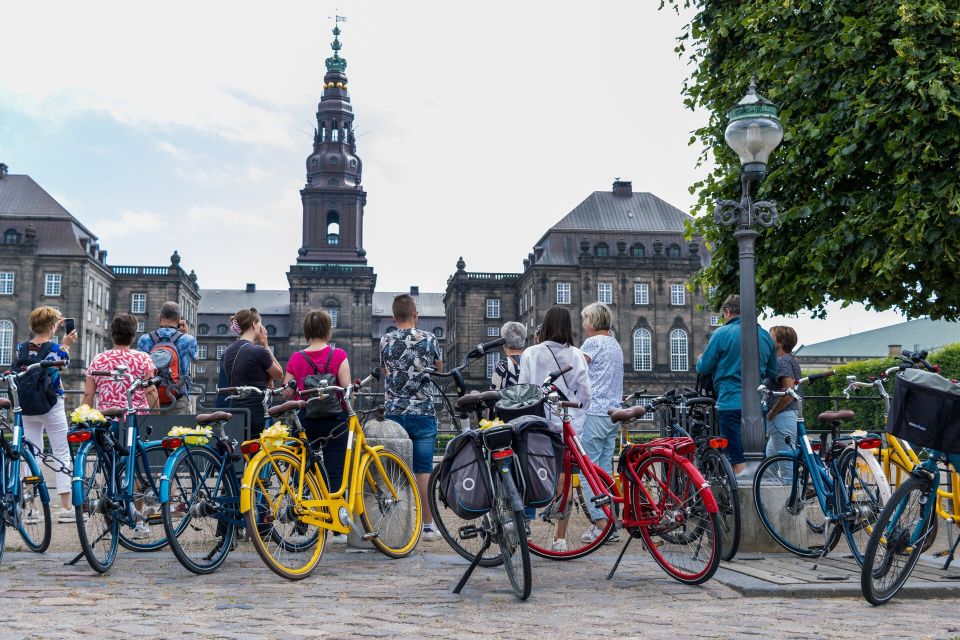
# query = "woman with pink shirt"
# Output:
<box><xmin>283</xmin><ymin>309</ymin><xmax>352</xmax><ymax>490</ymax></box>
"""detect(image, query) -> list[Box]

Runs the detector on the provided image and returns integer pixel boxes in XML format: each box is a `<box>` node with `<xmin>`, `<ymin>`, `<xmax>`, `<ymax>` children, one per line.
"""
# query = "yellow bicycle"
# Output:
<box><xmin>238</xmin><ymin>371</ymin><xmax>422</xmax><ymax>580</ymax></box>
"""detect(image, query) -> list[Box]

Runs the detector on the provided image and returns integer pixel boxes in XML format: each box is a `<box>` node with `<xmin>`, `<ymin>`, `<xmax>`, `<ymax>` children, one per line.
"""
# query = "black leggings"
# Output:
<box><xmin>300</xmin><ymin>411</ymin><xmax>349</xmax><ymax>491</ymax></box>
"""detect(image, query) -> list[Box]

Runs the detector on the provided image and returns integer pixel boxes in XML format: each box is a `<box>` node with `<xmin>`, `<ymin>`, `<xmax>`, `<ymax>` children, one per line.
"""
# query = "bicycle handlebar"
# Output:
<box><xmin>800</xmin><ymin>370</ymin><xmax>834</xmax><ymax>384</ymax></box>
<box><xmin>466</xmin><ymin>337</ymin><xmax>506</xmax><ymax>360</ymax></box>
<box><xmin>6</xmin><ymin>360</ymin><xmax>69</xmax><ymax>378</ymax></box>
<box><xmin>541</xmin><ymin>364</ymin><xmax>572</xmax><ymax>386</ymax></box>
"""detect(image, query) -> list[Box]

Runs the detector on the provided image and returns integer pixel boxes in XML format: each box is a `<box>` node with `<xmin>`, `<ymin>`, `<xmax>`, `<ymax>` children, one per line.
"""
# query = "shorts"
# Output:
<box><xmin>385</xmin><ymin>414</ymin><xmax>437</xmax><ymax>474</ymax></box>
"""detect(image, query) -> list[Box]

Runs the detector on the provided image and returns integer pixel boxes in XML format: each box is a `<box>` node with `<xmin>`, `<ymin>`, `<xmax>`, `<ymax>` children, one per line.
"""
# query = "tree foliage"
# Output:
<box><xmin>662</xmin><ymin>0</ymin><xmax>960</xmax><ymax>318</ymax></box>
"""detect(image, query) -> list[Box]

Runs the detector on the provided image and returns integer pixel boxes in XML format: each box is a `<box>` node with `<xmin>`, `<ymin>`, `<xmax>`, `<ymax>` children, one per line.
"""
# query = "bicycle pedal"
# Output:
<box><xmin>362</xmin><ymin>532</ymin><xmax>378</xmax><ymax>541</ymax></box>
<box><xmin>22</xmin><ymin>476</ymin><xmax>41</xmax><ymax>483</ymax></box>
<box><xmin>146</xmin><ymin>513</ymin><xmax>163</xmax><ymax>522</ymax></box>
<box><xmin>458</xmin><ymin>525</ymin><xmax>479</xmax><ymax>540</ymax></box>
<box><xmin>591</xmin><ymin>495</ymin><xmax>612</xmax><ymax>507</ymax></box>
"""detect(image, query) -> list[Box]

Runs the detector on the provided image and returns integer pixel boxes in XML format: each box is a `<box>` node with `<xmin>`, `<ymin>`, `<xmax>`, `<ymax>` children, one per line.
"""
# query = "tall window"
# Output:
<box><xmin>96</xmin><ymin>284</ymin><xmax>102</xmax><ymax>307</ymax></box>
<box><xmin>131</xmin><ymin>293</ymin><xmax>146</xmax><ymax>314</ymax></box>
<box><xmin>326</xmin><ymin>211</ymin><xmax>340</xmax><ymax>245</ymax></box>
<box><xmin>137</xmin><ymin>321</ymin><xmax>144</xmax><ymax>332</ymax></box>
<box><xmin>630</xmin><ymin>243</ymin><xmax>645</xmax><ymax>258</ymax></box>
<box><xmin>0</xmin><ymin>320</ymin><xmax>13</xmax><ymax>366</ymax></box>
<box><xmin>197</xmin><ymin>344</ymin><xmax>207</xmax><ymax>360</ymax></box>
<box><xmin>634</xmin><ymin>283</ymin><xmax>649</xmax><ymax>305</ymax></box>
<box><xmin>486</xmin><ymin>353</ymin><xmax>497</xmax><ymax>378</ymax></box>
<box><xmin>105</xmin><ymin>289</ymin><xmax>110</xmax><ymax>310</ymax></box>
<box><xmin>487</xmin><ymin>326</ymin><xmax>500</xmax><ymax>337</ymax></box>
<box><xmin>556</xmin><ymin>282</ymin><xmax>571</xmax><ymax>305</ymax></box>
<box><xmin>486</xmin><ymin>298</ymin><xmax>500</xmax><ymax>319</ymax></box>
<box><xmin>325</xmin><ymin>308</ymin><xmax>339</xmax><ymax>328</ymax></box>
<box><xmin>632</xmin><ymin>328</ymin><xmax>652</xmax><ymax>371</ymax></box>
<box><xmin>88</xmin><ymin>280</ymin><xmax>94</xmax><ymax>302</ymax></box>
<box><xmin>0</xmin><ymin>272</ymin><xmax>13</xmax><ymax>295</ymax></box>
<box><xmin>670</xmin><ymin>329</ymin><xmax>688</xmax><ymax>371</ymax></box>
<box><xmin>710</xmin><ymin>315</ymin><xmax>720</xmax><ymax>327</ymax></box>
<box><xmin>667</xmin><ymin>244</ymin><xmax>681</xmax><ymax>258</ymax></box>
<box><xmin>595</xmin><ymin>243</ymin><xmax>610</xmax><ymax>257</ymax></box>
<box><xmin>45</xmin><ymin>273</ymin><xmax>61</xmax><ymax>297</ymax></box>
<box><xmin>670</xmin><ymin>284</ymin><xmax>686</xmax><ymax>306</ymax></box>
<box><xmin>597</xmin><ymin>283</ymin><xmax>613</xmax><ymax>304</ymax></box>
<box><xmin>216</xmin><ymin>345</ymin><xmax>227</xmax><ymax>360</ymax></box>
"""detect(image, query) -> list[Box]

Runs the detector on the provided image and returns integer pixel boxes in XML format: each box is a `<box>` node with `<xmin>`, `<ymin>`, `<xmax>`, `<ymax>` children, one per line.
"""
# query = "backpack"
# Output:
<box><xmin>300</xmin><ymin>349</ymin><xmax>342</xmax><ymax>419</ymax></box>
<box><xmin>695</xmin><ymin>373</ymin><xmax>717</xmax><ymax>399</ymax></box>
<box><xmin>14</xmin><ymin>343</ymin><xmax>58</xmax><ymax>416</ymax></box>
<box><xmin>438</xmin><ymin>430</ymin><xmax>492</xmax><ymax>519</ymax></box>
<box><xmin>148</xmin><ymin>330</ymin><xmax>186</xmax><ymax>405</ymax></box>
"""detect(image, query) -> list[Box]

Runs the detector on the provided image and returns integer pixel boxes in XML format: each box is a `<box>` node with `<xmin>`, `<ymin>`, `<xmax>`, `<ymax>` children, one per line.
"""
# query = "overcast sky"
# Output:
<box><xmin>0</xmin><ymin>0</ymin><xmax>908</xmax><ymax>346</ymax></box>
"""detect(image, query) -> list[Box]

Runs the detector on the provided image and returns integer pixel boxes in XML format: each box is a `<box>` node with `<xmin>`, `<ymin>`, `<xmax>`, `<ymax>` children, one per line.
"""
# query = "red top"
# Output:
<box><xmin>87</xmin><ymin>349</ymin><xmax>157</xmax><ymax>413</ymax></box>
<box><xmin>286</xmin><ymin>347</ymin><xmax>349</xmax><ymax>392</ymax></box>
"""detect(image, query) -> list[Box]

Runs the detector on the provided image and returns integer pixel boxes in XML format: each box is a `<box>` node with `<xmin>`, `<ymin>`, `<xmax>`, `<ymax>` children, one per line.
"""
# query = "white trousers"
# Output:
<box><xmin>21</xmin><ymin>397</ymin><xmax>71</xmax><ymax>495</ymax></box>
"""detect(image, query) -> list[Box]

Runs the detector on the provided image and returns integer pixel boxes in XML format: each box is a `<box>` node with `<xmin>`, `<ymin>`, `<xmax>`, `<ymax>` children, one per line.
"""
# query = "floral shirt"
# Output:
<box><xmin>380</xmin><ymin>328</ymin><xmax>441</xmax><ymax>416</ymax></box>
<box><xmin>87</xmin><ymin>349</ymin><xmax>157</xmax><ymax>412</ymax></box>
<box><xmin>581</xmin><ymin>335</ymin><xmax>624</xmax><ymax>416</ymax></box>
<box><xmin>16</xmin><ymin>341</ymin><xmax>69</xmax><ymax>396</ymax></box>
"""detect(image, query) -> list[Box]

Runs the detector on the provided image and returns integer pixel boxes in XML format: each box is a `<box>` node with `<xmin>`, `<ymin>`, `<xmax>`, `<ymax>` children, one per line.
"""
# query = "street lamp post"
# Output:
<box><xmin>714</xmin><ymin>80</ymin><xmax>784</xmax><ymax>459</ymax></box>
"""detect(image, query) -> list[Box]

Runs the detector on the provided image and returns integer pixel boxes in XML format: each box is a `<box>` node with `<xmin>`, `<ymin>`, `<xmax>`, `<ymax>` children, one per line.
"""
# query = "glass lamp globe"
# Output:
<box><xmin>724</xmin><ymin>81</ymin><xmax>783</xmax><ymax>173</ymax></box>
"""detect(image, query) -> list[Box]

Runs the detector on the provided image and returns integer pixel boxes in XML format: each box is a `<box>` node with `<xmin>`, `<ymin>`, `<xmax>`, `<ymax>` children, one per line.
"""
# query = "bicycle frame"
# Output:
<box><xmin>1</xmin><ymin>378</ymin><xmax>52</xmax><ymax>510</ymax></box>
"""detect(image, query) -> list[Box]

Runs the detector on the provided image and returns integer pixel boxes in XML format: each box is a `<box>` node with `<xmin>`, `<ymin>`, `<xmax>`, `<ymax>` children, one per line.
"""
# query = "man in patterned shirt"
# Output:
<box><xmin>380</xmin><ymin>294</ymin><xmax>443</xmax><ymax>540</ymax></box>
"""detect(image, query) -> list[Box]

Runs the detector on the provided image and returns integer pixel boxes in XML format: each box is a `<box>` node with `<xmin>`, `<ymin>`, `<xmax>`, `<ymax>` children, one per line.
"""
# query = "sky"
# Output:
<box><xmin>0</xmin><ymin>0</ymin><xmax>909</xmax><ymax>347</ymax></box>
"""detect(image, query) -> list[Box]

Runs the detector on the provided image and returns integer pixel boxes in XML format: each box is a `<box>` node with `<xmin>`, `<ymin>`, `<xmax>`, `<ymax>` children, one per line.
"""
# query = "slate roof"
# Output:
<box><xmin>0</xmin><ymin>175</ymin><xmax>74</xmax><ymax>218</ymax></box>
<box><xmin>794</xmin><ymin>318</ymin><xmax>960</xmax><ymax>358</ymax></box>
<box><xmin>547</xmin><ymin>191</ymin><xmax>692</xmax><ymax>235</ymax></box>
<box><xmin>0</xmin><ymin>173</ymin><xmax>99</xmax><ymax>256</ymax></box>
<box><xmin>198</xmin><ymin>289</ymin><xmax>290</xmax><ymax>315</ymax></box>
<box><xmin>372</xmin><ymin>291</ymin><xmax>445</xmax><ymax>318</ymax></box>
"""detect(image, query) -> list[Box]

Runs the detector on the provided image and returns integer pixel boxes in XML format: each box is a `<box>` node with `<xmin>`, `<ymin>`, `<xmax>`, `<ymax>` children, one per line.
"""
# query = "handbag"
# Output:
<box><xmin>300</xmin><ymin>348</ymin><xmax>342</xmax><ymax>419</ymax></box>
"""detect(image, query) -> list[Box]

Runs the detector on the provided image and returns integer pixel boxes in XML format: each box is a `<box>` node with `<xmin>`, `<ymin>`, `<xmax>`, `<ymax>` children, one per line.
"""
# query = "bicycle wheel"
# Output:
<box><xmin>495</xmin><ymin>468</ymin><xmax>531</xmax><ymax>600</ymax></box>
<box><xmin>118</xmin><ymin>442</ymin><xmax>172</xmax><ymax>552</ymax></box>
<box><xmin>428</xmin><ymin>464</ymin><xmax>503</xmax><ymax>567</ymax></box>
<box><xmin>17</xmin><ymin>462</ymin><xmax>52</xmax><ymax>553</ymax></box>
<box><xmin>754</xmin><ymin>454</ymin><xmax>842</xmax><ymax>557</ymax></box>
<box><xmin>861</xmin><ymin>475</ymin><xmax>936</xmax><ymax>605</ymax></box>
<box><xmin>163</xmin><ymin>446</ymin><xmax>236</xmax><ymax>575</ymax></box>
<box><xmin>76</xmin><ymin>445</ymin><xmax>120</xmax><ymax>573</ymax></box>
<box><xmin>359</xmin><ymin>450</ymin><xmax>422</xmax><ymax>558</ymax></box>
<box><xmin>699</xmin><ymin>447</ymin><xmax>740</xmax><ymax>561</ymax></box>
<box><xmin>526</xmin><ymin>458</ymin><xmax>618</xmax><ymax>560</ymax></box>
<box><xmin>244</xmin><ymin>450</ymin><xmax>326</xmax><ymax>580</ymax></box>
<box><xmin>633</xmin><ymin>453</ymin><xmax>721</xmax><ymax>584</ymax></box>
<box><xmin>838</xmin><ymin>446</ymin><xmax>885</xmax><ymax>565</ymax></box>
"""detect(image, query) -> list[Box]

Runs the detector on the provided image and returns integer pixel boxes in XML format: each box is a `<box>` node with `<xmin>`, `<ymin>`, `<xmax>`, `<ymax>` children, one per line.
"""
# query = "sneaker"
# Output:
<box><xmin>331</xmin><ymin>532</ymin><xmax>348</xmax><ymax>544</ymax></box>
<box><xmin>550</xmin><ymin>538</ymin><xmax>568</xmax><ymax>552</ymax></box>
<box><xmin>580</xmin><ymin>524</ymin><xmax>605</xmax><ymax>544</ymax></box>
<box><xmin>132</xmin><ymin>523</ymin><xmax>151</xmax><ymax>539</ymax></box>
<box><xmin>57</xmin><ymin>508</ymin><xmax>77</xmax><ymax>523</ymax></box>
<box><xmin>607</xmin><ymin>530</ymin><xmax>621</xmax><ymax>543</ymax></box>
<box><xmin>421</xmin><ymin>524</ymin><xmax>441</xmax><ymax>541</ymax></box>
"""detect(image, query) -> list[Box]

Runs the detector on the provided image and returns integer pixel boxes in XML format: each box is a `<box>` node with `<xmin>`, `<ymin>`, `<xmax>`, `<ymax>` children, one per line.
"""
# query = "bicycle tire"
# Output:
<box><xmin>76</xmin><ymin>444</ymin><xmax>120</xmax><ymax>573</ymax></box>
<box><xmin>244</xmin><ymin>450</ymin><xmax>326</xmax><ymax>580</ymax></box>
<box><xmin>861</xmin><ymin>475</ymin><xmax>935</xmax><ymax>605</ymax></box>
<box><xmin>495</xmin><ymin>467</ymin><xmax>531</xmax><ymax>600</ymax></box>
<box><xmin>118</xmin><ymin>441</ymin><xmax>172</xmax><ymax>552</ymax></box>
<box><xmin>526</xmin><ymin>455</ymin><xmax>618</xmax><ymax>561</ymax></box>
<box><xmin>837</xmin><ymin>446</ymin><xmax>885</xmax><ymax>566</ymax></box>
<box><xmin>359</xmin><ymin>450</ymin><xmax>422</xmax><ymax>558</ymax></box>
<box><xmin>428</xmin><ymin>465</ymin><xmax>503</xmax><ymax>567</ymax></box>
<box><xmin>17</xmin><ymin>450</ymin><xmax>52</xmax><ymax>553</ymax></box>
<box><xmin>633</xmin><ymin>453</ymin><xmax>721</xmax><ymax>585</ymax></box>
<box><xmin>163</xmin><ymin>446</ymin><xmax>236</xmax><ymax>575</ymax></box>
<box><xmin>699</xmin><ymin>447</ymin><xmax>740</xmax><ymax>561</ymax></box>
<box><xmin>753</xmin><ymin>454</ymin><xmax>842</xmax><ymax>558</ymax></box>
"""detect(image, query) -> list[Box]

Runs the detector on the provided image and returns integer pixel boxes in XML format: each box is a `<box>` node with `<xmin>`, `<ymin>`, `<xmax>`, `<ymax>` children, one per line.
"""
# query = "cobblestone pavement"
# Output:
<box><xmin>1</xmin><ymin>522</ymin><xmax>959</xmax><ymax>640</ymax></box>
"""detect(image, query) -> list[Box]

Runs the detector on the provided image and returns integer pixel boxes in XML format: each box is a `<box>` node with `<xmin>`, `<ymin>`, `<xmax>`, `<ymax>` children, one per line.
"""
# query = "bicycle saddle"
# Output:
<box><xmin>196</xmin><ymin>411</ymin><xmax>233</xmax><ymax>425</ymax></box>
<box><xmin>0</xmin><ymin>398</ymin><xmax>10</xmax><ymax>409</ymax></box>
<box><xmin>268</xmin><ymin>400</ymin><xmax>305</xmax><ymax>418</ymax></box>
<box><xmin>100</xmin><ymin>407</ymin><xmax>125</xmax><ymax>417</ymax></box>
<box><xmin>608</xmin><ymin>406</ymin><xmax>647</xmax><ymax>423</ymax></box>
<box><xmin>456</xmin><ymin>390</ymin><xmax>500</xmax><ymax>409</ymax></box>
<box><xmin>817</xmin><ymin>409</ymin><xmax>855</xmax><ymax>422</ymax></box>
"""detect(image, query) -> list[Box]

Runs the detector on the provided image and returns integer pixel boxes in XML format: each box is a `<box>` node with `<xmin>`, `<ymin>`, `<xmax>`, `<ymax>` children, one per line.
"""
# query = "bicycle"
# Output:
<box><xmin>646</xmin><ymin>389</ymin><xmax>741</xmax><ymax>561</ymax></box>
<box><xmin>238</xmin><ymin>370</ymin><xmax>422</xmax><ymax>580</ymax></box>
<box><xmin>0</xmin><ymin>362</ymin><xmax>64</xmax><ymax>563</ymax></box>
<box><xmin>69</xmin><ymin>367</ymin><xmax>172</xmax><ymax>573</ymax></box>
<box><xmin>753</xmin><ymin>373</ymin><xmax>887</xmax><ymax>567</ymax></box>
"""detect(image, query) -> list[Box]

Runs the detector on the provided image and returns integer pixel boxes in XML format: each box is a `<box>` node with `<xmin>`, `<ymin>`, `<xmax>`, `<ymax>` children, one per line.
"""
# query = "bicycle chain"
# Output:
<box><xmin>23</xmin><ymin>440</ymin><xmax>74</xmax><ymax>477</ymax></box>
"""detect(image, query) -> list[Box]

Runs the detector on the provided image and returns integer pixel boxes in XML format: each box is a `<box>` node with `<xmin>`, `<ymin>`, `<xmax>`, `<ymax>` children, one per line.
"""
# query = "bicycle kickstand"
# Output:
<box><xmin>606</xmin><ymin>534</ymin><xmax>635</xmax><ymax>580</ymax></box>
<box><xmin>452</xmin><ymin>534</ymin><xmax>493</xmax><ymax>594</ymax></box>
<box><xmin>942</xmin><ymin>524</ymin><xmax>960</xmax><ymax>571</ymax></box>
<box><xmin>810</xmin><ymin>518</ymin><xmax>835</xmax><ymax>572</ymax></box>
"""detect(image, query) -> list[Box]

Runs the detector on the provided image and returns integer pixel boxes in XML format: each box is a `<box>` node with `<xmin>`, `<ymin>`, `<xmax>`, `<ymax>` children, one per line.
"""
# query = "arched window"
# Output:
<box><xmin>433</xmin><ymin>327</ymin><xmax>444</xmax><ymax>338</ymax></box>
<box><xmin>266</xmin><ymin>324</ymin><xmax>277</xmax><ymax>336</ymax></box>
<box><xmin>216</xmin><ymin>324</ymin><xmax>227</xmax><ymax>335</ymax></box>
<box><xmin>595</xmin><ymin>243</ymin><xmax>610</xmax><ymax>257</ymax></box>
<box><xmin>0</xmin><ymin>319</ymin><xmax>13</xmax><ymax>366</ymax></box>
<box><xmin>3</xmin><ymin>229</ymin><xmax>20</xmax><ymax>245</ymax></box>
<box><xmin>198</xmin><ymin>324</ymin><xmax>209</xmax><ymax>335</ymax></box>
<box><xmin>667</xmin><ymin>243</ymin><xmax>681</xmax><ymax>258</ymax></box>
<box><xmin>630</xmin><ymin>243</ymin><xmax>645</xmax><ymax>258</ymax></box>
<box><xmin>670</xmin><ymin>328</ymin><xmax>688</xmax><ymax>371</ymax></box>
<box><xmin>632</xmin><ymin>328</ymin><xmax>651</xmax><ymax>372</ymax></box>
<box><xmin>326</xmin><ymin>212</ymin><xmax>340</xmax><ymax>245</ymax></box>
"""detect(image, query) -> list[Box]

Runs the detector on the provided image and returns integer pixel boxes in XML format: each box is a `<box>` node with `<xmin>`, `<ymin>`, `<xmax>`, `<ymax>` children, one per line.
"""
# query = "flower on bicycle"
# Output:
<box><xmin>261</xmin><ymin>423</ymin><xmax>290</xmax><ymax>449</ymax></box>
<box><xmin>70</xmin><ymin>404</ymin><xmax>106</xmax><ymax>425</ymax></box>
<box><xmin>479</xmin><ymin>418</ymin><xmax>506</xmax><ymax>430</ymax></box>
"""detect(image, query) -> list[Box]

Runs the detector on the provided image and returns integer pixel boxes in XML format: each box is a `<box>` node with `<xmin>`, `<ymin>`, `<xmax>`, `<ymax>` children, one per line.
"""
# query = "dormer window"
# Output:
<box><xmin>667</xmin><ymin>243</ymin><xmax>681</xmax><ymax>258</ymax></box>
<box><xmin>3</xmin><ymin>229</ymin><xmax>20</xmax><ymax>244</ymax></box>
<box><xmin>595</xmin><ymin>243</ymin><xmax>610</xmax><ymax>257</ymax></box>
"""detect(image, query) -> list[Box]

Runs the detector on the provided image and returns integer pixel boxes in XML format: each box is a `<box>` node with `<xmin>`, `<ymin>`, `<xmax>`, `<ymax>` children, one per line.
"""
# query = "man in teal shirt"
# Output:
<box><xmin>696</xmin><ymin>295</ymin><xmax>778</xmax><ymax>473</ymax></box>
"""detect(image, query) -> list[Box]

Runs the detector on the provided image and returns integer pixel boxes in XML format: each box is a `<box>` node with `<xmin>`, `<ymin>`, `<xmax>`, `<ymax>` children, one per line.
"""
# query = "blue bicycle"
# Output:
<box><xmin>70</xmin><ymin>366</ymin><xmax>172</xmax><ymax>573</ymax></box>
<box><xmin>0</xmin><ymin>361</ymin><xmax>64</xmax><ymax>563</ymax></box>
<box><xmin>753</xmin><ymin>373</ymin><xmax>887</xmax><ymax>566</ymax></box>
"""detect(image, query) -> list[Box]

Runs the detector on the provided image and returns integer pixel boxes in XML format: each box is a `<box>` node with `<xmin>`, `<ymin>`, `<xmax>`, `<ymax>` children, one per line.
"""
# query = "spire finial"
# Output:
<box><xmin>325</xmin><ymin>15</ymin><xmax>348</xmax><ymax>73</ymax></box>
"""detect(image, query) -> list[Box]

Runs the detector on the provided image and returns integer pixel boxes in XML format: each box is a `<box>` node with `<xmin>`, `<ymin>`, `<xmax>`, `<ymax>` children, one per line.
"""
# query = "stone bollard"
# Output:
<box><xmin>347</xmin><ymin>418</ymin><xmax>415</xmax><ymax>550</ymax></box>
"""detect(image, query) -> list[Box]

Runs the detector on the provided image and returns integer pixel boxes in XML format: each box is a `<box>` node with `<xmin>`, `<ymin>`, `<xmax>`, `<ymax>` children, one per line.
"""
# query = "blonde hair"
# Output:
<box><xmin>581</xmin><ymin>302</ymin><xmax>612</xmax><ymax>332</ymax></box>
<box><xmin>29</xmin><ymin>306</ymin><xmax>60</xmax><ymax>335</ymax></box>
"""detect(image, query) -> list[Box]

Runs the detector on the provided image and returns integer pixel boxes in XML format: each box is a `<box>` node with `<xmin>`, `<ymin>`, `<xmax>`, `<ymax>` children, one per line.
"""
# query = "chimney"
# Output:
<box><xmin>612</xmin><ymin>179</ymin><xmax>632</xmax><ymax>197</ymax></box>
<box><xmin>888</xmin><ymin>344</ymin><xmax>902</xmax><ymax>357</ymax></box>
<box><xmin>410</xmin><ymin>285</ymin><xmax>419</xmax><ymax>296</ymax></box>
<box><xmin>0</xmin><ymin>163</ymin><xmax>8</xmax><ymax>178</ymax></box>
<box><xmin>246</xmin><ymin>283</ymin><xmax>256</xmax><ymax>293</ymax></box>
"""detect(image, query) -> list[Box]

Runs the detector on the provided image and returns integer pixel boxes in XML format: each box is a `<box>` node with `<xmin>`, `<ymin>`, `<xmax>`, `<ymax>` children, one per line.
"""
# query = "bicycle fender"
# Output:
<box><xmin>70</xmin><ymin>441</ymin><xmax>95</xmax><ymax>507</ymax></box>
<box><xmin>158</xmin><ymin>446</ymin><xmax>187</xmax><ymax>503</ymax></box>
<box><xmin>239</xmin><ymin>449</ymin><xmax>268</xmax><ymax>513</ymax></box>
<box><xmin>20</xmin><ymin>446</ymin><xmax>51</xmax><ymax>502</ymax></box>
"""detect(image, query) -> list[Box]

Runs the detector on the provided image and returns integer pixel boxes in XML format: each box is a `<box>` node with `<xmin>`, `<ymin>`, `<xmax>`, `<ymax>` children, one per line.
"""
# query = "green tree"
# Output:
<box><xmin>663</xmin><ymin>0</ymin><xmax>960</xmax><ymax>318</ymax></box>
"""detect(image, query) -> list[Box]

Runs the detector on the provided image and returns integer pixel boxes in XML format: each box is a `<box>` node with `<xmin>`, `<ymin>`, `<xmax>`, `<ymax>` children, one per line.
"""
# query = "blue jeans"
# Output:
<box><xmin>580</xmin><ymin>414</ymin><xmax>618</xmax><ymax>522</ymax></box>
<box><xmin>765</xmin><ymin>409</ymin><xmax>798</xmax><ymax>458</ymax></box>
<box><xmin>718</xmin><ymin>409</ymin><xmax>745</xmax><ymax>465</ymax></box>
<box><xmin>386</xmin><ymin>414</ymin><xmax>437</xmax><ymax>473</ymax></box>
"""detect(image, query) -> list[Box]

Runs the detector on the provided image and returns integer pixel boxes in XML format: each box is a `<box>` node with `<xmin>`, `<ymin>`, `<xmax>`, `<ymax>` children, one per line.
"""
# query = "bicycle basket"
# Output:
<box><xmin>495</xmin><ymin>384</ymin><xmax>546</xmax><ymax>421</ymax></box>
<box><xmin>438</xmin><ymin>430</ymin><xmax>492</xmax><ymax>519</ymax></box>
<box><xmin>887</xmin><ymin>368</ymin><xmax>960</xmax><ymax>454</ymax></box>
<box><xmin>510</xmin><ymin>415</ymin><xmax>563</xmax><ymax>508</ymax></box>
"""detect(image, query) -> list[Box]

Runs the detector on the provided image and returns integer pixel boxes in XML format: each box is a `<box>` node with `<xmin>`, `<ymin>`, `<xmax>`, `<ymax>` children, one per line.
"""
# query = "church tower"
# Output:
<box><xmin>287</xmin><ymin>23</ymin><xmax>376</xmax><ymax>366</ymax></box>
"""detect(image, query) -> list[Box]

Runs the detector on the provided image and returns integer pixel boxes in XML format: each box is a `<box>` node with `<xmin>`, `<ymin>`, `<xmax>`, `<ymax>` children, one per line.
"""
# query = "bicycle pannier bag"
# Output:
<box><xmin>148</xmin><ymin>330</ymin><xmax>186</xmax><ymax>405</ymax></box>
<box><xmin>438</xmin><ymin>431</ymin><xmax>492</xmax><ymax>519</ymax></box>
<box><xmin>300</xmin><ymin>349</ymin><xmax>343</xmax><ymax>419</ymax></box>
<box><xmin>887</xmin><ymin>368</ymin><xmax>960</xmax><ymax>454</ymax></box>
<box><xmin>13</xmin><ymin>343</ymin><xmax>58</xmax><ymax>416</ymax></box>
<box><xmin>495</xmin><ymin>384</ymin><xmax>546</xmax><ymax>422</ymax></box>
<box><xmin>510</xmin><ymin>415</ymin><xmax>564</xmax><ymax>508</ymax></box>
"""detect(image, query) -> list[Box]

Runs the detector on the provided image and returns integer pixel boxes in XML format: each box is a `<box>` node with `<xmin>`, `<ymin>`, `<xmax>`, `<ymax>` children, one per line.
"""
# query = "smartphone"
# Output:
<box><xmin>64</xmin><ymin>318</ymin><xmax>75</xmax><ymax>335</ymax></box>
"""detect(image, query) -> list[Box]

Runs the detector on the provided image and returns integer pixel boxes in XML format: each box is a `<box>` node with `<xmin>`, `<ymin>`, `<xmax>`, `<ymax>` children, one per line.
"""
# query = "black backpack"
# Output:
<box><xmin>695</xmin><ymin>372</ymin><xmax>717</xmax><ymax>399</ymax></box>
<box><xmin>14</xmin><ymin>343</ymin><xmax>59</xmax><ymax>416</ymax></box>
<box><xmin>299</xmin><ymin>349</ymin><xmax>342</xmax><ymax>419</ymax></box>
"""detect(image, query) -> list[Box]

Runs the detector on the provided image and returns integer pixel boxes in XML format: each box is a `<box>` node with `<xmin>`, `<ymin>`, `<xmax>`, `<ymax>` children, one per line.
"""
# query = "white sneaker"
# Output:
<box><xmin>132</xmin><ymin>523</ymin><xmax>151</xmax><ymax>539</ymax></box>
<box><xmin>57</xmin><ymin>508</ymin><xmax>77</xmax><ymax>523</ymax></box>
<box><xmin>331</xmin><ymin>532</ymin><xmax>348</xmax><ymax>544</ymax></box>
<box><xmin>580</xmin><ymin>524</ymin><xmax>605</xmax><ymax>544</ymax></box>
<box><xmin>421</xmin><ymin>524</ymin><xmax>441</xmax><ymax>541</ymax></box>
<box><xmin>550</xmin><ymin>538</ymin><xmax>568</xmax><ymax>552</ymax></box>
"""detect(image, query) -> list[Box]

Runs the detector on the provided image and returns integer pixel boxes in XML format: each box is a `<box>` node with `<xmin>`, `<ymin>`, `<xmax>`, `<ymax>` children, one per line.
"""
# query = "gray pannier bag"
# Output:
<box><xmin>438</xmin><ymin>430</ymin><xmax>492</xmax><ymax>519</ymax></box>
<box><xmin>888</xmin><ymin>368</ymin><xmax>960</xmax><ymax>454</ymax></box>
<box><xmin>510</xmin><ymin>415</ymin><xmax>564</xmax><ymax>508</ymax></box>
